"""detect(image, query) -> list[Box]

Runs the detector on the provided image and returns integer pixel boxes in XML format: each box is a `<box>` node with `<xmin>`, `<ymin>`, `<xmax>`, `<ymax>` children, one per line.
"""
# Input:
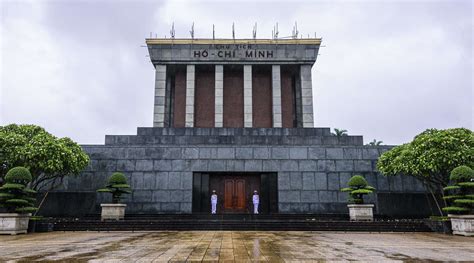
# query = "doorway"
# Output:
<box><xmin>192</xmin><ymin>172</ymin><xmax>278</xmax><ymax>214</ymax></box>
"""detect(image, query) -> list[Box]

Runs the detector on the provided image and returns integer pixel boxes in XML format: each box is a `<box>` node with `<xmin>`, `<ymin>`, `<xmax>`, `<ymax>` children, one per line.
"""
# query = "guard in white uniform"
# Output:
<box><xmin>211</xmin><ymin>190</ymin><xmax>218</xmax><ymax>214</ymax></box>
<box><xmin>252</xmin><ymin>190</ymin><xmax>259</xmax><ymax>214</ymax></box>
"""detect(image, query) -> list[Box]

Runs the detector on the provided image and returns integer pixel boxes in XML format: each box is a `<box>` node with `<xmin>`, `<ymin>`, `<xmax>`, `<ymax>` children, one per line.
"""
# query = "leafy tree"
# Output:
<box><xmin>341</xmin><ymin>175</ymin><xmax>375</xmax><ymax>204</ymax></box>
<box><xmin>332</xmin><ymin>128</ymin><xmax>348</xmax><ymax>137</ymax></box>
<box><xmin>377</xmin><ymin>128</ymin><xmax>474</xmax><ymax>214</ymax></box>
<box><xmin>367</xmin><ymin>139</ymin><xmax>383</xmax><ymax>146</ymax></box>
<box><xmin>0</xmin><ymin>124</ymin><xmax>90</xmax><ymax>191</ymax></box>
<box><xmin>97</xmin><ymin>172</ymin><xmax>131</xmax><ymax>203</ymax></box>
<box><xmin>0</xmin><ymin>167</ymin><xmax>37</xmax><ymax>213</ymax></box>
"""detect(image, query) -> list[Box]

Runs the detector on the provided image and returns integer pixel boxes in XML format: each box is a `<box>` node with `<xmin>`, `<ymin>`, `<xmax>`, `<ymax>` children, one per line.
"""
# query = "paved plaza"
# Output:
<box><xmin>0</xmin><ymin>231</ymin><xmax>473</xmax><ymax>262</ymax></box>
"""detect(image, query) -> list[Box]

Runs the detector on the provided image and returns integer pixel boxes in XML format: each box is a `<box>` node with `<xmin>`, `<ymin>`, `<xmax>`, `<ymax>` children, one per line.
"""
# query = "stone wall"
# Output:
<box><xmin>43</xmin><ymin>128</ymin><xmax>431</xmax><ymax>217</ymax></box>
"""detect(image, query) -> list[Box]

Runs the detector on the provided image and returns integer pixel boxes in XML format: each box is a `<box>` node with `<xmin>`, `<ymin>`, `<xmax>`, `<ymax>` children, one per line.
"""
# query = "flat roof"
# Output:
<box><xmin>146</xmin><ymin>38</ymin><xmax>322</xmax><ymax>45</ymax></box>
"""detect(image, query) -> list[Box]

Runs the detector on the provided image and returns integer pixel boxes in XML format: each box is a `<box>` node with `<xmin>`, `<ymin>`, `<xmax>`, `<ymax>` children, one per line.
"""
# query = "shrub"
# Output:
<box><xmin>442</xmin><ymin>165</ymin><xmax>474</xmax><ymax>215</ymax></box>
<box><xmin>0</xmin><ymin>167</ymin><xmax>37</xmax><ymax>213</ymax></box>
<box><xmin>341</xmin><ymin>175</ymin><xmax>376</xmax><ymax>204</ymax></box>
<box><xmin>97</xmin><ymin>172</ymin><xmax>131</xmax><ymax>203</ymax></box>
<box><xmin>450</xmin><ymin>166</ymin><xmax>474</xmax><ymax>182</ymax></box>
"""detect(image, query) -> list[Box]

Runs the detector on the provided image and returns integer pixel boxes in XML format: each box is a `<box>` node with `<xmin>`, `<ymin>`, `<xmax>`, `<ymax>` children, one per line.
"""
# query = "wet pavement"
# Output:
<box><xmin>0</xmin><ymin>231</ymin><xmax>473</xmax><ymax>262</ymax></box>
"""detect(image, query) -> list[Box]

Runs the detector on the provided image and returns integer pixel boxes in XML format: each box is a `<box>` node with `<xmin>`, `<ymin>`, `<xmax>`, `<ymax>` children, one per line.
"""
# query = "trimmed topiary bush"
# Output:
<box><xmin>0</xmin><ymin>167</ymin><xmax>37</xmax><ymax>213</ymax></box>
<box><xmin>341</xmin><ymin>175</ymin><xmax>375</xmax><ymax>204</ymax></box>
<box><xmin>442</xmin><ymin>166</ymin><xmax>474</xmax><ymax>214</ymax></box>
<box><xmin>97</xmin><ymin>172</ymin><xmax>131</xmax><ymax>203</ymax></box>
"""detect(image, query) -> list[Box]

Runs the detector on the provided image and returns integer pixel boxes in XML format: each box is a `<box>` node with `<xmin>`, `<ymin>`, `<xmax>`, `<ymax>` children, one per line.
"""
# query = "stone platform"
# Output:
<box><xmin>41</xmin><ymin>128</ymin><xmax>432</xmax><ymax>217</ymax></box>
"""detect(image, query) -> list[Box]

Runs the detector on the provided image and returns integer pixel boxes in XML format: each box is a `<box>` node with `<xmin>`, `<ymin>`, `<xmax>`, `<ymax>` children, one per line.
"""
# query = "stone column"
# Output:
<box><xmin>215</xmin><ymin>65</ymin><xmax>224</xmax><ymax>128</ymax></box>
<box><xmin>153</xmin><ymin>65</ymin><xmax>166</xmax><ymax>127</ymax></box>
<box><xmin>300</xmin><ymin>65</ymin><xmax>314</xmax><ymax>127</ymax></box>
<box><xmin>272</xmin><ymin>65</ymin><xmax>282</xmax><ymax>128</ymax></box>
<box><xmin>243</xmin><ymin>65</ymin><xmax>253</xmax><ymax>128</ymax></box>
<box><xmin>185</xmin><ymin>65</ymin><xmax>195</xmax><ymax>127</ymax></box>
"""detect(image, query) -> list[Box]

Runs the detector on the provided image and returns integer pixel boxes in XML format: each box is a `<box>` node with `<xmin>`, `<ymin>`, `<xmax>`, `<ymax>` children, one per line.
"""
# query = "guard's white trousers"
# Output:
<box><xmin>211</xmin><ymin>202</ymin><xmax>217</xmax><ymax>214</ymax></box>
<box><xmin>253</xmin><ymin>203</ymin><xmax>259</xmax><ymax>214</ymax></box>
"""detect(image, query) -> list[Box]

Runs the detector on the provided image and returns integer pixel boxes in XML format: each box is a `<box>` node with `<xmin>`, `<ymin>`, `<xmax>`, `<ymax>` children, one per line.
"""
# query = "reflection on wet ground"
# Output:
<box><xmin>0</xmin><ymin>231</ymin><xmax>473</xmax><ymax>262</ymax></box>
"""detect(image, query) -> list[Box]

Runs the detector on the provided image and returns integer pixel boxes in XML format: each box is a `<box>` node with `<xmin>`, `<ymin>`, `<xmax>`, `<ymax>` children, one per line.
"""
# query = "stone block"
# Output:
<box><xmin>116</xmin><ymin>160</ymin><xmax>135</xmax><ymax>172</ymax></box>
<box><xmin>199</xmin><ymin>148</ymin><xmax>213</xmax><ymax>159</ymax></box>
<box><xmin>133</xmin><ymin>190</ymin><xmax>153</xmax><ymax>202</ymax></box>
<box><xmin>343</xmin><ymin>148</ymin><xmax>362</xmax><ymax>159</ymax></box>
<box><xmin>281</xmin><ymin>160</ymin><xmax>299</xmax><ymax>171</ymax></box>
<box><xmin>302</xmin><ymin>172</ymin><xmax>315</xmax><ymax>190</ymax></box>
<box><xmin>171</xmin><ymin>160</ymin><xmax>188</xmax><ymax>171</ymax></box>
<box><xmin>145</xmin><ymin>148</ymin><xmax>164</xmax><ymax>159</ymax></box>
<box><xmin>155</xmin><ymin>172</ymin><xmax>169</xmax><ymax>189</ymax></box>
<box><xmin>226</xmin><ymin>160</ymin><xmax>245</xmax><ymax>171</ymax></box>
<box><xmin>317</xmin><ymin>160</ymin><xmax>335</xmax><ymax>172</ymax></box>
<box><xmin>377</xmin><ymin>176</ymin><xmax>389</xmax><ymax>191</ymax></box>
<box><xmin>314</xmin><ymin>173</ymin><xmax>328</xmax><ymax>190</ymax></box>
<box><xmin>131</xmin><ymin>172</ymin><xmax>144</xmax><ymax>189</ymax></box>
<box><xmin>153</xmin><ymin>190</ymin><xmax>171</xmax><ymax>202</ymax></box>
<box><xmin>143</xmin><ymin>172</ymin><xmax>156</xmax><ymax>189</ymax></box>
<box><xmin>170</xmin><ymin>190</ymin><xmax>184</xmax><ymax>202</ymax></box>
<box><xmin>154</xmin><ymin>160</ymin><xmax>172</xmax><ymax>171</ymax></box>
<box><xmin>278</xmin><ymin>203</ymin><xmax>291</xmax><ymax>213</ymax></box>
<box><xmin>168</xmin><ymin>172</ymin><xmax>182</xmax><ymax>189</ymax></box>
<box><xmin>354</xmin><ymin>160</ymin><xmax>373</xmax><ymax>172</ymax></box>
<box><xmin>326</xmin><ymin>148</ymin><xmax>344</xmax><ymax>159</ymax></box>
<box><xmin>217</xmin><ymin>148</ymin><xmax>235</xmax><ymax>159</ymax></box>
<box><xmin>135</xmin><ymin>160</ymin><xmax>154</xmax><ymax>171</ymax></box>
<box><xmin>327</xmin><ymin>173</ymin><xmax>340</xmax><ymax>190</ymax></box>
<box><xmin>289</xmin><ymin>148</ymin><xmax>308</xmax><ymax>159</ymax></box>
<box><xmin>308</xmin><ymin>147</ymin><xmax>326</xmax><ymax>159</ymax></box>
<box><xmin>299</xmin><ymin>160</ymin><xmax>317</xmax><ymax>171</ymax></box>
<box><xmin>262</xmin><ymin>160</ymin><xmax>280</xmax><ymax>170</ymax></box>
<box><xmin>272</xmin><ymin>148</ymin><xmax>289</xmax><ymax>159</ymax></box>
<box><xmin>208</xmin><ymin>160</ymin><xmax>226</xmax><ymax>171</ymax></box>
<box><xmin>301</xmin><ymin>191</ymin><xmax>319</xmax><ymax>202</ymax></box>
<box><xmin>244</xmin><ymin>160</ymin><xmax>262</xmax><ymax>171</ymax></box>
<box><xmin>278</xmin><ymin>172</ymin><xmax>291</xmax><ymax>190</ymax></box>
<box><xmin>183</xmin><ymin>191</ymin><xmax>192</xmax><ymax>202</ymax></box>
<box><xmin>319</xmin><ymin>191</ymin><xmax>338</xmax><ymax>203</ymax></box>
<box><xmin>190</xmin><ymin>160</ymin><xmax>208</xmax><ymax>171</ymax></box>
<box><xmin>335</xmin><ymin>160</ymin><xmax>354</xmax><ymax>171</ymax></box>
<box><xmin>362</xmin><ymin>148</ymin><xmax>380</xmax><ymax>159</ymax></box>
<box><xmin>289</xmin><ymin>203</ymin><xmax>310</xmax><ymax>213</ymax></box>
<box><xmin>279</xmin><ymin>191</ymin><xmax>300</xmax><ymax>203</ymax></box>
<box><xmin>182</xmin><ymin>148</ymin><xmax>199</xmax><ymax>159</ymax></box>
<box><xmin>289</xmin><ymin>172</ymin><xmax>303</xmax><ymax>189</ymax></box>
<box><xmin>253</xmin><ymin>148</ymin><xmax>270</xmax><ymax>159</ymax></box>
<box><xmin>163</xmin><ymin>148</ymin><xmax>182</xmax><ymax>159</ymax></box>
<box><xmin>236</xmin><ymin>148</ymin><xmax>253</xmax><ymax>159</ymax></box>
<box><xmin>388</xmin><ymin>176</ymin><xmax>403</xmax><ymax>192</ymax></box>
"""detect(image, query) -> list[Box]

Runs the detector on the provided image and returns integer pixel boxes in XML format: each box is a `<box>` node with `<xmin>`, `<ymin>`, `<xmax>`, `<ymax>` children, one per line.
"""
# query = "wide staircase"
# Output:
<box><xmin>52</xmin><ymin>214</ymin><xmax>431</xmax><ymax>232</ymax></box>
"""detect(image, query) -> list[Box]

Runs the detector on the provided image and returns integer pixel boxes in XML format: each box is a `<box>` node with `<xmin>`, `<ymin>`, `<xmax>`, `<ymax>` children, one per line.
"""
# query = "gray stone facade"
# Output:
<box><xmin>49</xmin><ymin>127</ymin><xmax>428</xmax><ymax>217</ymax></box>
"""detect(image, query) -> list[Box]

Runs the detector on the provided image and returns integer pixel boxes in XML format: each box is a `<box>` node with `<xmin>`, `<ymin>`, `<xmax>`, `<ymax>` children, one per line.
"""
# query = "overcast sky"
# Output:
<box><xmin>1</xmin><ymin>0</ymin><xmax>472</xmax><ymax>145</ymax></box>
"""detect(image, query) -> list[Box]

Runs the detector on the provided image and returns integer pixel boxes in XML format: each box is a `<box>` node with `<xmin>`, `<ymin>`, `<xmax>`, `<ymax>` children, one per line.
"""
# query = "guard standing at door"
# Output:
<box><xmin>253</xmin><ymin>190</ymin><xmax>259</xmax><ymax>214</ymax></box>
<box><xmin>211</xmin><ymin>190</ymin><xmax>218</xmax><ymax>214</ymax></box>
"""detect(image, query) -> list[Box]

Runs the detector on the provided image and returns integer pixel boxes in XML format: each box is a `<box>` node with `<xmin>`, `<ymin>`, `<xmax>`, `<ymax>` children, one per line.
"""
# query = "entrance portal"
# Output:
<box><xmin>192</xmin><ymin>172</ymin><xmax>278</xmax><ymax>214</ymax></box>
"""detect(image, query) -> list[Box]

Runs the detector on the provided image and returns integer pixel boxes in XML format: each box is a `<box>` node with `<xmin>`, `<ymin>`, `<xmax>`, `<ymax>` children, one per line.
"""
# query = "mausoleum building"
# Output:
<box><xmin>45</xmin><ymin>38</ymin><xmax>431</xmax><ymax>217</ymax></box>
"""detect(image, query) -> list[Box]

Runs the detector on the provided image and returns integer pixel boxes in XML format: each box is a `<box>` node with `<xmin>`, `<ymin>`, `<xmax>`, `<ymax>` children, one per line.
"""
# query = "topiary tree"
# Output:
<box><xmin>0</xmin><ymin>167</ymin><xmax>37</xmax><ymax>213</ymax></box>
<box><xmin>442</xmin><ymin>166</ymin><xmax>474</xmax><ymax>214</ymax></box>
<box><xmin>97</xmin><ymin>172</ymin><xmax>132</xmax><ymax>203</ymax></box>
<box><xmin>341</xmin><ymin>175</ymin><xmax>376</xmax><ymax>204</ymax></box>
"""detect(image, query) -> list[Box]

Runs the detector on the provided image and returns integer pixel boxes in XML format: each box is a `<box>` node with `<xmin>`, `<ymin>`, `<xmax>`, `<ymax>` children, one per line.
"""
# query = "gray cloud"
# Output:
<box><xmin>1</xmin><ymin>0</ymin><xmax>472</xmax><ymax>145</ymax></box>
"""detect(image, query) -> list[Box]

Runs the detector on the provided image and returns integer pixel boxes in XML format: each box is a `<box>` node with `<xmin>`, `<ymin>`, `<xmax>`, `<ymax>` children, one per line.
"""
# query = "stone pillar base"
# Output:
<box><xmin>348</xmin><ymin>204</ymin><xmax>374</xmax><ymax>222</ymax></box>
<box><xmin>101</xmin><ymin>204</ymin><xmax>127</xmax><ymax>221</ymax></box>
<box><xmin>0</xmin><ymin>213</ymin><xmax>31</xmax><ymax>235</ymax></box>
<box><xmin>449</xmin><ymin>214</ymin><xmax>474</xmax><ymax>236</ymax></box>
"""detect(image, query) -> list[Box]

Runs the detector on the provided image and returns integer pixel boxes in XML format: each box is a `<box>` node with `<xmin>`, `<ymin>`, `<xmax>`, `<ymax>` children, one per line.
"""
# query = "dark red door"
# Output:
<box><xmin>224</xmin><ymin>179</ymin><xmax>246</xmax><ymax>212</ymax></box>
